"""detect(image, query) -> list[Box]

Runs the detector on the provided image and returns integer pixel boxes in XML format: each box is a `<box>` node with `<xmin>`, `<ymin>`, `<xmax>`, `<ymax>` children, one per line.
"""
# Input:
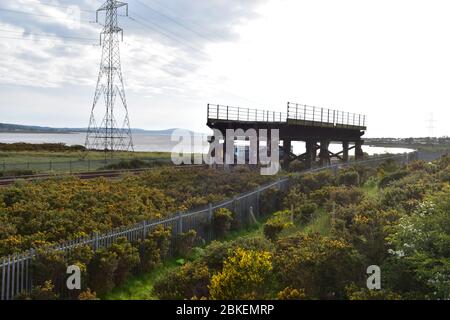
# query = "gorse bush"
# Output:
<box><xmin>154</xmin><ymin>261</ymin><xmax>211</xmax><ymax>300</ymax></box>
<box><xmin>148</xmin><ymin>158</ymin><xmax>450</xmax><ymax>301</ymax></box>
<box><xmin>108</xmin><ymin>237</ymin><xmax>141</xmax><ymax>286</ymax></box>
<box><xmin>140</xmin><ymin>225</ymin><xmax>171</xmax><ymax>272</ymax></box>
<box><xmin>263</xmin><ymin>211</ymin><xmax>293</xmax><ymax>241</ymax></box>
<box><xmin>213</xmin><ymin>208</ymin><xmax>233</xmax><ymax>238</ymax></box>
<box><xmin>274</xmin><ymin>233</ymin><xmax>364</xmax><ymax>299</ymax></box>
<box><xmin>87</xmin><ymin>248</ymin><xmax>118</xmax><ymax>296</ymax></box>
<box><xmin>174</xmin><ymin>230</ymin><xmax>197</xmax><ymax>257</ymax></box>
<box><xmin>0</xmin><ymin>166</ymin><xmax>272</xmax><ymax>256</ymax></box>
<box><xmin>337</xmin><ymin>169</ymin><xmax>360</xmax><ymax>187</ymax></box>
<box><xmin>209</xmin><ymin>248</ymin><xmax>273</xmax><ymax>300</ymax></box>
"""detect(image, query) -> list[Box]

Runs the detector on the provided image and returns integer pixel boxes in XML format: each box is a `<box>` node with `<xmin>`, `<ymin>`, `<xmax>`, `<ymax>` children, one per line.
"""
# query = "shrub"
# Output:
<box><xmin>346</xmin><ymin>284</ymin><xmax>402</xmax><ymax>300</ymax></box>
<box><xmin>296</xmin><ymin>202</ymin><xmax>318</xmax><ymax>224</ymax></box>
<box><xmin>379</xmin><ymin>170</ymin><xmax>409</xmax><ymax>189</ymax></box>
<box><xmin>31</xmin><ymin>250</ymin><xmax>67</xmax><ymax>290</ymax></box>
<box><xmin>274</xmin><ymin>233</ymin><xmax>364</xmax><ymax>299</ymax></box>
<box><xmin>328</xmin><ymin>186</ymin><xmax>365</xmax><ymax>208</ymax></box>
<box><xmin>87</xmin><ymin>248</ymin><xmax>118</xmax><ymax>296</ymax></box>
<box><xmin>140</xmin><ymin>225</ymin><xmax>171</xmax><ymax>272</ymax></box>
<box><xmin>213</xmin><ymin>208</ymin><xmax>233</xmax><ymax>238</ymax></box>
<box><xmin>282</xmin><ymin>187</ymin><xmax>307</xmax><ymax>211</ymax></box>
<box><xmin>108</xmin><ymin>237</ymin><xmax>141</xmax><ymax>286</ymax></box>
<box><xmin>209</xmin><ymin>248</ymin><xmax>273</xmax><ymax>300</ymax></box>
<box><xmin>337</xmin><ymin>170</ymin><xmax>360</xmax><ymax>187</ymax></box>
<box><xmin>16</xmin><ymin>280</ymin><xmax>58</xmax><ymax>300</ymax></box>
<box><xmin>174</xmin><ymin>230</ymin><xmax>197</xmax><ymax>256</ymax></box>
<box><xmin>154</xmin><ymin>261</ymin><xmax>211</xmax><ymax>300</ymax></box>
<box><xmin>260</xmin><ymin>187</ymin><xmax>284</xmax><ymax>215</ymax></box>
<box><xmin>277</xmin><ymin>287</ymin><xmax>307</xmax><ymax>300</ymax></box>
<box><xmin>78</xmin><ymin>288</ymin><xmax>99</xmax><ymax>300</ymax></box>
<box><xmin>200</xmin><ymin>238</ymin><xmax>274</xmax><ymax>272</ymax></box>
<box><xmin>263</xmin><ymin>211</ymin><xmax>293</xmax><ymax>241</ymax></box>
<box><xmin>288</xmin><ymin>160</ymin><xmax>306</xmax><ymax>172</ymax></box>
<box><xmin>291</xmin><ymin>171</ymin><xmax>335</xmax><ymax>194</ymax></box>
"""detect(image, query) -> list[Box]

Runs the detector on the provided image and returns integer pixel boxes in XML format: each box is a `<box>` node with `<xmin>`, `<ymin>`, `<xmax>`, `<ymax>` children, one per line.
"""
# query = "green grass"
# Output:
<box><xmin>102</xmin><ymin>221</ymin><xmax>266</xmax><ymax>300</ymax></box>
<box><xmin>302</xmin><ymin>209</ymin><xmax>332</xmax><ymax>235</ymax></box>
<box><xmin>103</xmin><ymin>212</ymin><xmax>329</xmax><ymax>300</ymax></box>
<box><xmin>0</xmin><ymin>151</ymin><xmax>172</xmax><ymax>173</ymax></box>
<box><xmin>103</xmin><ymin>259</ymin><xmax>179</xmax><ymax>300</ymax></box>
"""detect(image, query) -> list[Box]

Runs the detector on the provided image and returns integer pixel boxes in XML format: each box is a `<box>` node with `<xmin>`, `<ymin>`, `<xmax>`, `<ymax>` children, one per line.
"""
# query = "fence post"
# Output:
<box><xmin>256</xmin><ymin>186</ymin><xmax>261</xmax><ymax>216</ymax></box>
<box><xmin>94</xmin><ymin>233</ymin><xmax>99</xmax><ymax>251</ymax></box>
<box><xmin>1</xmin><ymin>258</ymin><xmax>5</xmax><ymax>301</ymax></box>
<box><xmin>142</xmin><ymin>220</ymin><xmax>148</xmax><ymax>239</ymax></box>
<box><xmin>178</xmin><ymin>213</ymin><xmax>183</xmax><ymax>234</ymax></box>
<box><xmin>208</xmin><ymin>203</ymin><xmax>213</xmax><ymax>221</ymax></box>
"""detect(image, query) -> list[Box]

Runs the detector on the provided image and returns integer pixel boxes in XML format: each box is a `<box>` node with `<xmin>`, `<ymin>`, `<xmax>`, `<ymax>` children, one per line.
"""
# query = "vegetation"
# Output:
<box><xmin>3</xmin><ymin>153</ymin><xmax>450</xmax><ymax>300</ymax></box>
<box><xmin>0</xmin><ymin>166</ymin><xmax>272</xmax><ymax>256</ymax></box>
<box><xmin>0</xmin><ymin>143</ymin><xmax>172</xmax><ymax>173</ymax></box>
<box><xmin>147</xmin><ymin>156</ymin><xmax>450</xmax><ymax>300</ymax></box>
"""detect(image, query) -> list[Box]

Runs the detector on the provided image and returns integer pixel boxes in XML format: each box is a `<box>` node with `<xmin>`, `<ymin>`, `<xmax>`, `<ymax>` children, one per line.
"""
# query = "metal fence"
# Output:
<box><xmin>0</xmin><ymin>152</ymin><xmax>416</xmax><ymax>300</ymax></box>
<box><xmin>207</xmin><ymin>104</ymin><xmax>287</xmax><ymax>123</ymax></box>
<box><xmin>0</xmin><ymin>157</ymin><xmax>171</xmax><ymax>175</ymax></box>
<box><xmin>287</xmin><ymin>102</ymin><xmax>367</xmax><ymax>129</ymax></box>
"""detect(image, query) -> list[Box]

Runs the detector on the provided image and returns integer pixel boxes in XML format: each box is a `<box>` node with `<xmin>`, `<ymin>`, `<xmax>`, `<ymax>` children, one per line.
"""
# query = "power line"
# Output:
<box><xmin>148</xmin><ymin>0</ymin><xmax>229</xmax><ymax>42</ymax></box>
<box><xmin>134</xmin><ymin>0</ymin><xmax>215</xmax><ymax>44</ymax></box>
<box><xmin>127</xmin><ymin>13</ymin><xmax>207</xmax><ymax>57</ymax></box>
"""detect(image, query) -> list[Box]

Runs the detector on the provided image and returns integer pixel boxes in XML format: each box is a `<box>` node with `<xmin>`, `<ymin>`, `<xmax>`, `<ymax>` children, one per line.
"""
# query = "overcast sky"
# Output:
<box><xmin>0</xmin><ymin>0</ymin><xmax>449</xmax><ymax>137</ymax></box>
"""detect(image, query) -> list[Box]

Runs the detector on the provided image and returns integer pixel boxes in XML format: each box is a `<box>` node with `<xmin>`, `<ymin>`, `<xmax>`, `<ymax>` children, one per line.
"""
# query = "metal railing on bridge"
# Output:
<box><xmin>207</xmin><ymin>104</ymin><xmax>287</xmax><ymax>123</ymax></box>
<box><xmin>208</xmin><ymin>103</ymin><xmax>367</xmax><ymax>130</ymax></box>
<box><xmin>287</xmin><ymin>102</ymin><xmax>367</xmax><ymax>129</ymax></box>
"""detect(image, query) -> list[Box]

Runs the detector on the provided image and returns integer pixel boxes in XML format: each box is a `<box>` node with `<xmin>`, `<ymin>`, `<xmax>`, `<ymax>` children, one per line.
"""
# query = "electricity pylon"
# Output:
<box><xmin>85</xmin><ymin>0</ymin><xmax>134</xmax><ymax>153</ymax></box>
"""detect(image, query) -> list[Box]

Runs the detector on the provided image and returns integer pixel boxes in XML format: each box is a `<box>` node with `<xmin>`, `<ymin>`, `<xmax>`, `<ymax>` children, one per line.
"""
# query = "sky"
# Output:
<box><xmin>0</xmin><ymin>0</ymin><xmax>450</xmax><ymax>138</ymax></box>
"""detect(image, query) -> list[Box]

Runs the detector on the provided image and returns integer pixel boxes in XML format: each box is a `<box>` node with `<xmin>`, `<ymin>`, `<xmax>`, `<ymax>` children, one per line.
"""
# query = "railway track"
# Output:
<box><xmin>0</xmin><ymin>165</ymin><xmax>206</xmax><ymax>186</ymax></box>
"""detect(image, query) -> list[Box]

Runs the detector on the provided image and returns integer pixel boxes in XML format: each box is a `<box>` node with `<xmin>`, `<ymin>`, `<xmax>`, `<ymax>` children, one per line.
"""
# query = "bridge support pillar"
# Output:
<box><xmin>343</xmin><ymin>141</ymin><xmax>349</xmax><ymax>162</ymax></box>
<box><xmin>305</xmin><ymin>140</ymin><xmax>317</xmax><ymax>168</ymax></box>
<box><xmin>319</xmin><ymin>140</ymin><xmax>331</xmax><ymax>166</ymax></box>
<box><xmin>267</xmin><ymin>130</ymin><xmax>272</xmax><ymax>157</ymax></box>
<box><xmin>282</xmin><ymin>139</ymin><xmax>291</xmax><ymax>169</ymax></box>
<box><xmin>355</xmin><ymin>140</ymin><xmax>364</xmax><ymax>161</ymax></box>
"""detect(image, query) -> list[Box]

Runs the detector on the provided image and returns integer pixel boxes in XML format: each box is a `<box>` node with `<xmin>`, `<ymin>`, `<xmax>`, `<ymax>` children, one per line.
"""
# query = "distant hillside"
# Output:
<box><xmin>0</xmin><ymin>123</ymin><xmax>84</xmax><ymax>133</ymax></box>
<box><xmin>0</xmin><ymin>123</ymin><xmax>200</xmax><ymax>135</ymax></box>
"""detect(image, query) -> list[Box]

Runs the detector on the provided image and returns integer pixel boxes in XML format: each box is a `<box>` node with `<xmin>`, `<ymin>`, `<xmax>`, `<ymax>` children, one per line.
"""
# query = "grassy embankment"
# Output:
<box><xmin>0</xmin><ymin>143</ymin><xmax>172</xmax><ymax>174</ymax></box>
<box><xmin>103</xmin><ymin>202</ymin><xmax>338</xmax><ymax>300</ymax></box>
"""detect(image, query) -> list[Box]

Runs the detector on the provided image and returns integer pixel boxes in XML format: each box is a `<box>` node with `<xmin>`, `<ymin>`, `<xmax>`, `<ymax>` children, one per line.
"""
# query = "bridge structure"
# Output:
<box><xmin>206</xmin><ymin>102</ymin><xmax>367</xmax><ymax>168</ymax></box>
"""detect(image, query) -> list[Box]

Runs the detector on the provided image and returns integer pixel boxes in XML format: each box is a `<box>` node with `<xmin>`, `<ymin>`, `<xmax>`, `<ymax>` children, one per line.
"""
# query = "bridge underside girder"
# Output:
<box><xmin>207</xmin><ymin>120</ymin><xmax>365</xmax><ymax>169</ymax></box>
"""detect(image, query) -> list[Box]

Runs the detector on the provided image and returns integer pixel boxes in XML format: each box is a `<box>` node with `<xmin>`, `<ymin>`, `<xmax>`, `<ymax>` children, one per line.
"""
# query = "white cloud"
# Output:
<box><xmin>0</xmin><ymin>0</ymin><xmax>449</xmax><ymax>137</ymax></box>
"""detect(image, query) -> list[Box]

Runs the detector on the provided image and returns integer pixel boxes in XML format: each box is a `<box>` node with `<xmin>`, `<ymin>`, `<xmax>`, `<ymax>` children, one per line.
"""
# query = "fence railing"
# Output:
<box><xmin>0</xmin><ymin>157</ymin><xmax>171</xmax><ymax>175</ymax></box>
<box><xmin>0</xmin><ymin>152</ymin><xmax>417</xmax><ymax>300</ymax></box>
<box><xmin>207</xmin><ymin>103</ymin><xmax>367</xmax><ymax>130</ymax></box>
<box><xmin>207</xmin><ymin>104</ymin><xmax>287</xmax><ymax>123</ymax></box>
<box><xmin>287</xmin><ymin>102</ymin><xmax>367</xmax><ymax>129</ymax></box>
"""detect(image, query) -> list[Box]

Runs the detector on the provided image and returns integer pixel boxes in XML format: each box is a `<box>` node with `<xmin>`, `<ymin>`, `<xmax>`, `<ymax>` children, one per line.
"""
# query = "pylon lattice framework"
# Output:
<box><xmin>85</xmin><ymin>0</ymin><xmax>134</xmax><ymax>152</ymax></box>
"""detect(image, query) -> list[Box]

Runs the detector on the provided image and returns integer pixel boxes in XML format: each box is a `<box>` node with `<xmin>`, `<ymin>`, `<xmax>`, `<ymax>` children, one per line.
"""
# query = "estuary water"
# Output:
<box><xmin>0</xmin><ymin>132</ymin><xmax>414</xmax><ymax>155</ymax></box>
